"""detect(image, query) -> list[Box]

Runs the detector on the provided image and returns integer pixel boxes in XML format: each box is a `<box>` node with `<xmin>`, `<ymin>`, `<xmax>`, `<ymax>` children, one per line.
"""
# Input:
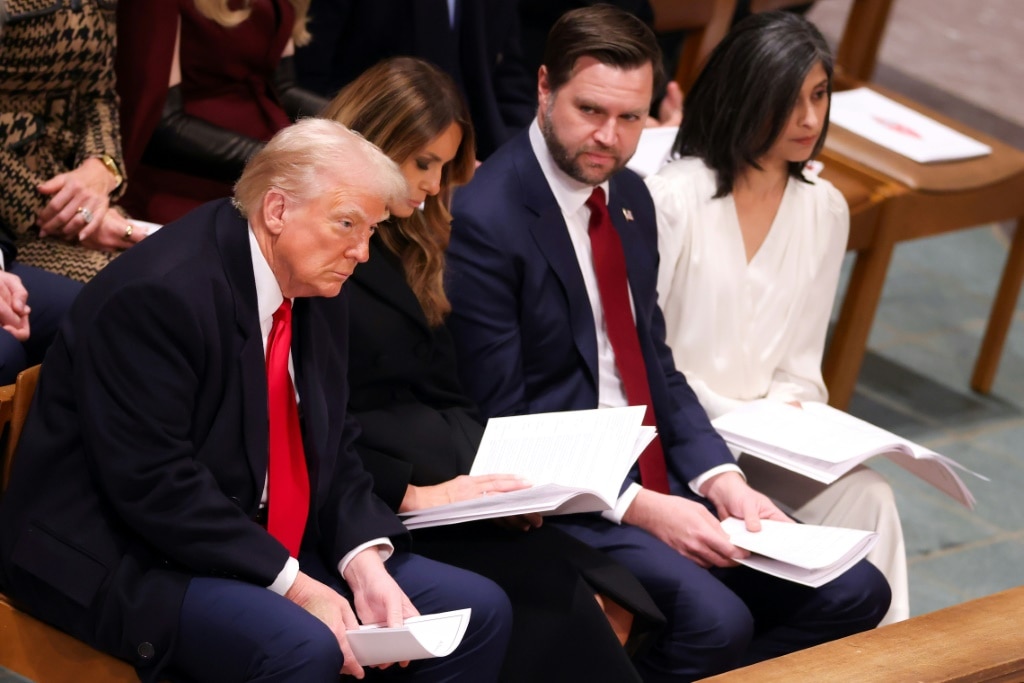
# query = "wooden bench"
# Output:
<box><xmin>0</xmin><ymin>595</ymin><xmax>139</xmax><ymax>682</ymax></box>
<box><xmin>695</xmin><ymin>586</ymin><xmax>1024</xmax><ymax>682</ymax></box>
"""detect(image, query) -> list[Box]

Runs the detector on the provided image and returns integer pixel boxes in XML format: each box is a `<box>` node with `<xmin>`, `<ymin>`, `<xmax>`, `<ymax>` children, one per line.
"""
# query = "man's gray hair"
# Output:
<box><xmin>233</xmin><ymin>118</ymin><xmax>407</xmax><ymax>218</ymax></box>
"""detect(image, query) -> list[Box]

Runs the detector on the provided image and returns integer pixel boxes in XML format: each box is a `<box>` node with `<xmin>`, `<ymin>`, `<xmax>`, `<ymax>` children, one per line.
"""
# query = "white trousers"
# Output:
<box><xmin>740</xmin><ymin>455</ymin><xmax>910</xmax><ymax>626</ymax></box>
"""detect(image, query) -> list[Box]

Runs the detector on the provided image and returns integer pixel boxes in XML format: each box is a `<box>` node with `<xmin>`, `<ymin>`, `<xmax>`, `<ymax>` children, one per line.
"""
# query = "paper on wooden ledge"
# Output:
<box><xmin>347</xmin><ymin>609</ymin><xmax>471</xmax><ymax>666</ymax></box>
<box><xmin>829</xmin><ymin>87</ymin><xmax>992</xmax><ymax>163</ymax></box>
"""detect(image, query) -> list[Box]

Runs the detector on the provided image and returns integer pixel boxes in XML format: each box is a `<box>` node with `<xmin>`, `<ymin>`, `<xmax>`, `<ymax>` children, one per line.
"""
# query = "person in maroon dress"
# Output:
<box><xmin>116</xmin><ymin>0</ymin><xmax>326</xmax><ymax>224</ymax></box>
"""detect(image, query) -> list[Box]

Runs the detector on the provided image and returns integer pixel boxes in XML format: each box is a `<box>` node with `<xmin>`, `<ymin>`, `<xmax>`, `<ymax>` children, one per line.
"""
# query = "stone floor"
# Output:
<box><xmin>807</xmin><ymin>0</ymin><xmax>1024</xmax><ymax>616</ymax></box>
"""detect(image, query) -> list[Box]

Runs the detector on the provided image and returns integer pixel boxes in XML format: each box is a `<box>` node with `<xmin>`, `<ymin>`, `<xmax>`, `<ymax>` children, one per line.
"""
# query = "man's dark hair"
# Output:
<box><xmin>542</xmin><ymin>4</ymin><xmax>664</xmax><ymax>95</ymax></box>
<box><xmin>672</xmin><ymin>11</ymin><xmax>834</xmax><ymax>197</ymax></box>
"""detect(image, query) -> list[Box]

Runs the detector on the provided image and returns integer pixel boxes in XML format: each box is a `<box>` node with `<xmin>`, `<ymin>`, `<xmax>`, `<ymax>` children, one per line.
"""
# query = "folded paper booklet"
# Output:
<box><xmin>830</xmin><ymin>87</ymin><xmax>992</xmax><ymax>163</ymax></box>
<box><xmin>721</xmin><ymin>518</ymin><xmax>877</xmax><ymax>588</ymax></box>
<box><xmin>711</xmin><ymin>400</ymin><xmax>987</xmax><ymax>508</ymax></box>
<box><xmin>347</xmin><ymin>609</ymin><xmax>471</xmax><ymax>666</ymax></box>
<box><xmin>400</xmin><ymin>406</ymin><xmax>654</xmax><ymax>529</ymax></box>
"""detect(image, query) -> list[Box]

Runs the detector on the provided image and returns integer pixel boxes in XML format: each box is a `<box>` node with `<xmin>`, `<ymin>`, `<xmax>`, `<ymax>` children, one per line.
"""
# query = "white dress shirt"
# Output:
<box><xmin>248</xmin><ymin>229</ymin><xmax>393</xmax><ymax>594</ymax></box>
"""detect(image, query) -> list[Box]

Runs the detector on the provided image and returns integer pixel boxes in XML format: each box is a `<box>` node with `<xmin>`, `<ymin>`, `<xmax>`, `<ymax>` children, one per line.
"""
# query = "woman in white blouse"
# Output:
<box><xmin>647</xmin><ymin>11</ymin><xmax>908</xmax><ymax>625</ymax></box>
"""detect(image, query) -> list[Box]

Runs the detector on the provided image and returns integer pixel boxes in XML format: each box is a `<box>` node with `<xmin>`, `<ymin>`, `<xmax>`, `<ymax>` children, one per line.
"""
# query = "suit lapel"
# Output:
<box><xmin>608</xmin><ymin>178</ymin><xmax>652</xmax><ymax>326</ymax></box>
<box><xmin>214</xmin><ymin>202</ymin><xmax>268</xmax><ymax>498</ymax></box>
<box><xmin>515</xmin><ymin>137</ymin><xmax>600</xmax><ymax>388</ymax></box>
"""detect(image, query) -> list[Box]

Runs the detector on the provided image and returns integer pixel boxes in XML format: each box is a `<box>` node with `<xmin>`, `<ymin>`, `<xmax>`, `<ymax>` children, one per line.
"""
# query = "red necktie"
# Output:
<box><xmin>586</xmin><ymin>187</ymin><xmax>671</xmax><ymax>495</ymax></box>
<box><xmin>265</xmin><ymin>300</ymin><xmax>310</xmax><ymax>556</ymax></box>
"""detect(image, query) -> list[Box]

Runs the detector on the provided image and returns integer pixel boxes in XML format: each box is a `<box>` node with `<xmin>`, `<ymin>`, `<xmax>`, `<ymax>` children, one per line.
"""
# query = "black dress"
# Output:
<box><xmin>347</xmin><ymin>237</ymin><xmax>662</xmax><ymax>682</ymax></box>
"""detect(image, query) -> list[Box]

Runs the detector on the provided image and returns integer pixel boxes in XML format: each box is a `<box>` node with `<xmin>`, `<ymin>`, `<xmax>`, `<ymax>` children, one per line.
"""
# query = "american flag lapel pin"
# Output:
<box><xmin>622</xmin><ymin>208</ymin><xmax>634</xmax><ymax>222</ymax></box>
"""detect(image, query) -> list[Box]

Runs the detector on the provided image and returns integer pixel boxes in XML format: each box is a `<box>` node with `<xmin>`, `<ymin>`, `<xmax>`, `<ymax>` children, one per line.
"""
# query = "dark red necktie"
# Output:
<box><xmin>586</xmin><ymin>187</ymin><xmax>671</xmax><ymax>495</ymax></box>
<box><xmin>265</xmin><ymin>300</ymin><xmax>310</xmax><ymax>556</ymax></box>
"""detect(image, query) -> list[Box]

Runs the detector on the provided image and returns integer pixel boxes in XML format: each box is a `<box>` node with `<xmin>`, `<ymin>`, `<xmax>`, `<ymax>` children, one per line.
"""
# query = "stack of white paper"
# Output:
<box><xmin>711</xmin><ymin>400</ymin><xmax>986</xmax><ymax>508</ymax></box>
<box><xmin>400</xmin><ymin>406</ymin><xmax>654</xmax><ymax>529</ymax></box>
<box><xmin>830</xmin><ymin>87</ymin><xmax>992</xmax><ymax>163</ymax></box>
<box><xmin>721</xmin><ymin>518</ymin><xmax>877</xmax><ymax>588</ymax></box>
<box><xmin>347</xmin><ymin>609</ymin><xmax>472</xmax><ymax>666</ymax></box>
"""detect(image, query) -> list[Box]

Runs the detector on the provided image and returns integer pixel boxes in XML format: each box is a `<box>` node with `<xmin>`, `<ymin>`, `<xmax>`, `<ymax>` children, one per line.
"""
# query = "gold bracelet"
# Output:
<box><xmin>98</xmin><ymin>154</ymin><xmax>124</xmax><ymax>191</ymax></box>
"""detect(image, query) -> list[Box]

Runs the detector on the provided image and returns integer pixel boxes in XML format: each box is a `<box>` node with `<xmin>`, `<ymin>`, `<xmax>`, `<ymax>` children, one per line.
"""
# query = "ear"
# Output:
<box><xmin>261</xmin><ymin>187</ymin><xmax>287</xmax><ymax>236</ymax></box>
<box><xmin>537</xmin><ymin>65</ymin><xmax>551</xmax><ymax>112</ymax></box>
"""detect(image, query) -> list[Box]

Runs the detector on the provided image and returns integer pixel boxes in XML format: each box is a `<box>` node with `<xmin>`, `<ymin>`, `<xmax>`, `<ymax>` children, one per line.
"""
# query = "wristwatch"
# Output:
<box><xmin>98</xmin><ymin>154</ymin><xmax>124</xmax><ymax>191</ymax></box>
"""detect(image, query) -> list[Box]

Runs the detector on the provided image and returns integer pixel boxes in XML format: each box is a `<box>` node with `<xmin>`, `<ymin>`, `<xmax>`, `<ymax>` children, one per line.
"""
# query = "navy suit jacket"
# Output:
<box><xmin>0</xmin><ymin>200</ymin><xmax>407</xmax><ymax>681</ymax></box>
<box><xmin>446</xmin><ymin>129</ymin><xmax>734</xmax><ymax>497</ymax></box>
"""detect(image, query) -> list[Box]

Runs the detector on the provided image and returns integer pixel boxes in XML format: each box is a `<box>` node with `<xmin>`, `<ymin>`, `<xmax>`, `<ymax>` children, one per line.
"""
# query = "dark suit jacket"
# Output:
<box><xmin>0</xmin><ymin>200</ymin><xmax>407</xmax><ymax>682</ymax></box>
<box><xmin>346</xmin><ymin>238</ymin><xmax>484</xmax><ymax>510</ymax></box>
<box><xmin>295</xmin><ymin>0</ymin><xmax>535</xmax><ymax>159</ymax></box>
<box><xmin>446</xmin><ymin>129</ymin><xmax>734</xmax><ymax>498</ymax></box>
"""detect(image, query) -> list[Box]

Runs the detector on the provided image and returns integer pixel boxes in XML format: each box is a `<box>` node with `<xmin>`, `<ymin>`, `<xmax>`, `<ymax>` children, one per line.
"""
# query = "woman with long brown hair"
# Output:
<box><xmin>325</xmin><ymin>56</ymin><xmax>661</xmax><ymax>682</ymax></box>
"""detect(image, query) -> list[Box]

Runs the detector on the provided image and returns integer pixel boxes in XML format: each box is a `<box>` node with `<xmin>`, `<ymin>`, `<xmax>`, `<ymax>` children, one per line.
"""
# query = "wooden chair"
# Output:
<box><xmin>649</xmin><ymin>0</ymin><xmax>737</xmax><ymax>91</ymax></box>
<box><xmin>812</xmin><ymin>0</ymin><xmax>1024</xmax><ymax>406</ymax></box>
<box><xmin>0</xmin><ymin>365</ymin><xmax>142</xmax><ymax>682</ymax></box>
<box><xmin>0</xmin><ymin>364</ymin><xmax>39</xmax><ymax>493</ymax></box>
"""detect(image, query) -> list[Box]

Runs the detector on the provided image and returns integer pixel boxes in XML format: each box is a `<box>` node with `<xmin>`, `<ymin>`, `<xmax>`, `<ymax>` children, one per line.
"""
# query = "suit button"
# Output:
<box><xmin>137</xmin><ymin>642</ymin><xmax>156</xmax><ymax>660</ymax></box>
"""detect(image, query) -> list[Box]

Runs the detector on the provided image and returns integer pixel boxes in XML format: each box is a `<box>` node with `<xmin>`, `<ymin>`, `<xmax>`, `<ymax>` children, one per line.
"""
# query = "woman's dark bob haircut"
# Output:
<box><xmin>672</xmin><ymin>11</ymin><xmax>834</xmax><ymax>197</ymax></box>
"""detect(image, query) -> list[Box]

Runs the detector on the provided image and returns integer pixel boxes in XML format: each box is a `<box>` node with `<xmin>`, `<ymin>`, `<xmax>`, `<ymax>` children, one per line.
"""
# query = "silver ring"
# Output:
<box><xmin>77</xmin><ymin>206</ymin><xmax>95</xmax><ymax>224</ymax></box>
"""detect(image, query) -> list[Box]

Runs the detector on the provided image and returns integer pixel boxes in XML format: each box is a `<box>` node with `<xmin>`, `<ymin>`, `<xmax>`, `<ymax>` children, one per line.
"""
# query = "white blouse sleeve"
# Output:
<box><xmin>646</xmin><ymin>170</ymin><xmax>689</xmax><ymax>311</ymax></box>
<box><xmin>766</xmin><ymin>181</ymin><xmax>850</xmax><ymax>405</ymax></box>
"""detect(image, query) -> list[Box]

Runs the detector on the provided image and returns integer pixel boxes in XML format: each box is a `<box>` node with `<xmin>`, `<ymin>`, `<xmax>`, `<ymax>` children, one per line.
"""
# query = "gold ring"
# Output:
<box><xmin>124</xmin><ymin>223</ymin><xmax>134</xmax><ymax>241</ymax></box>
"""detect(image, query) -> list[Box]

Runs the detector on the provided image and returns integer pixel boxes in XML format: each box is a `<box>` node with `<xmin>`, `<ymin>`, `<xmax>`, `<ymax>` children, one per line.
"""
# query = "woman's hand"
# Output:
<box><xmin>36</xmin><ymin>157</ymin><xmax>118</xmax><ymax>240</ymax></box>
<box><xmin>0</xmin><ymin>271</ymin><xmax>31</xmax><ymax>342</ymax></box>
<box><xmin>399</xmin><ymin>474</ymin><xmax>532</xmax><ymax>513</ymax></box>
<box><xmin>77</xmin><ymin>209</ymin><xmax>148</xmax><ymax>252</ymax></box>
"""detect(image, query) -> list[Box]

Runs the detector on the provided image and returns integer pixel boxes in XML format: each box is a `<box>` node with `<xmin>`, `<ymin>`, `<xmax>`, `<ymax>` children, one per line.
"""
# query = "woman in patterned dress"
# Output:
<box><xmin>0</xmin><ymin>0</ymin><xmax>141</xmax><ymax>282</ymax></box>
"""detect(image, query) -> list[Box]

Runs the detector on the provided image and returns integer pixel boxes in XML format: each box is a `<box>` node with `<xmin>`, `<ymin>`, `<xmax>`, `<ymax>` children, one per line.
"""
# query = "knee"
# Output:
<box><xmin>655</xmin><ymin>593</ymin><xmax>754</xmax><ymax>677</ymax></box>
<box><xmin>822</xmin><ymin>560</ymin><xmax>892</xmax><ymax>633</ymax></box>
<box><xmin>693</xmin><ymin>602</ymin><xmax>755</xmax><ymax>671</ymax></box>
<box><xmin>267</xmin><ymin>618</ymin><xmax>344</xmax><ymax>680</ymax></box>
<box><xmin>849</xmin><ymin>469</ymin><xmax>899</xmax><ymax>513</ymax></box>
<box><xmin>458</xmin><ymin>572</ymin><xmax>514</xmax><ymax>645</ymax></box>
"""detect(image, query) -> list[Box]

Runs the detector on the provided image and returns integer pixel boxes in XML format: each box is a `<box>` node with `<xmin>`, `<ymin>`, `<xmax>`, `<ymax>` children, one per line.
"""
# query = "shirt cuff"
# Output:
<box><xmin>689</xmin><ymin>464</ymin><xmax>745</xmax><ymax>497</ymax></box>
<box><xmin>338</xmin><ymin>538</ymin><xmax>395</xmax><ymax>578</ymax></box>
<box><xmin>600</xmin><ymin>482</ymin><xmax>643</xmax><ymax>524</ymax></box>
<box><xmin>266</xmin><ymin>556</ymin><xmax>300</xmax><ymax>596</ymax></box>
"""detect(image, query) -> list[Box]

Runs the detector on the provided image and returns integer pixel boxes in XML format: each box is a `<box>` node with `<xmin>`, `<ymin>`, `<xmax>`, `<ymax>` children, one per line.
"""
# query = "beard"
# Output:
<box><xmin>540</xmin><ymin>100</ymin><xmax>624</xmax><ymax>186</ymax></box>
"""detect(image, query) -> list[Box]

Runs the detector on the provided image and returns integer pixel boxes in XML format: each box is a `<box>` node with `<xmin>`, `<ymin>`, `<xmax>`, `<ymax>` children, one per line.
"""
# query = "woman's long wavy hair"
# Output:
<box><xmin>193</xmin><ymin>0</ymin><xmax>311</xmax><ymax>46</ymax></box>
<box><xmin>323</xmin><ymin>57</ymin><xmax>476</xmax><ymax>326</ymax></box>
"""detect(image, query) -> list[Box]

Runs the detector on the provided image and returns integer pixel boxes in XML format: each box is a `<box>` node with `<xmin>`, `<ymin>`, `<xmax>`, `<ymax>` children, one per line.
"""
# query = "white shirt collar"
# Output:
<box><xmin>248</xmin><ymin>225</ymin><xmax>285</xmax><ymax>335</ymax></box>
<box><xmin>528</xmin><ymin>119</ymin><xmax>610</xmax><ymax>217</ymax></box>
